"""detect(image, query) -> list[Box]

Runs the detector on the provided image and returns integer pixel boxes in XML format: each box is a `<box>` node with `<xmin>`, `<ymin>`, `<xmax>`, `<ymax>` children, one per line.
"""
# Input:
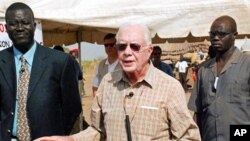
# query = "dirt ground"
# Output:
<box><xmin>81</xmin><ymin>67</ymin><xmax>193</xmax><ymax>125</ymax></box>
<box><xmin>82</xmin><ymin>69</ymin><xmax>95</xmax><ymax>124</ymax></box>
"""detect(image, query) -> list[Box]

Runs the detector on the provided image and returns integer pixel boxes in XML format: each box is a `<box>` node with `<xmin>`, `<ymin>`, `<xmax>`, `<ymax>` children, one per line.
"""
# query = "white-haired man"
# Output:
<box><xmin>35</xmin><ymin>23</ymin><xmax>200</xmax><ymax>141</ymax></box>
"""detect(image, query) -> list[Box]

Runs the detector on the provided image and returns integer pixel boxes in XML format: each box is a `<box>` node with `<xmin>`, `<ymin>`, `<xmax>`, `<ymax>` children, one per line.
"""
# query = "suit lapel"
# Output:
<box><xmin>0</xmin><ymin>47</ymin><xmax>16</xmax><ymax>94</ymax></box>
<box><xmin>28</xmin><ymin>44</ymin><xmax>48</xmax><ymax>97</ymax></box>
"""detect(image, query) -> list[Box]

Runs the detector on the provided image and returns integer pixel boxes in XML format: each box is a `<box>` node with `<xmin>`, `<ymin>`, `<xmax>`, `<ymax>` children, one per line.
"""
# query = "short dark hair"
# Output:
<box><xmin>153</xmin><ymin>46</ymin><xmax>162</xmax><ymax>54</ymax></box>
<box><xmin>104</xmin><ymin>33</ymin><xmax>116</xmax><ymax>41</ymax></box>
<box><xmin>53</xmin><ymin>45</ymin><xmax>64</xmax><ymax>52</ymax></box>
<box><xmin>5</xmin><ymin>2</ymin><xmax>34</xmax><ymax>22</ymax></box>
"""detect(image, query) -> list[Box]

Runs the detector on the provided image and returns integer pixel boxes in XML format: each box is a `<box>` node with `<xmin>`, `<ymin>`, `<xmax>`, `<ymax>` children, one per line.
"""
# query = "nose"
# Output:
<box><xmin>16</xmin><ymin>23</ymin><xmax>24</xmax><ymax>30</ymax></box>
<box><xmin>211</xmin><ymin>35</ymin><xmax>220</xmax><ymax>41</ymax></box>
<box><xmin>123</xmin><ymin>44</ymin><xmax>133</xmax><ymax>55</ymax></box>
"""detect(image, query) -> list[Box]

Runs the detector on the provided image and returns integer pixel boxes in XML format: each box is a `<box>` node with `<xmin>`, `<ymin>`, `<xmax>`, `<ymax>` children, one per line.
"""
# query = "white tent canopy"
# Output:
<box><xmin>0</xmin><ymin>0</ymin><xmax>250</xmax><ymax>46</ymax></box>
<box><xmin>241</xmin><ymin>37</ymin><xmax>250</xmax><ymax>51</ymax></box>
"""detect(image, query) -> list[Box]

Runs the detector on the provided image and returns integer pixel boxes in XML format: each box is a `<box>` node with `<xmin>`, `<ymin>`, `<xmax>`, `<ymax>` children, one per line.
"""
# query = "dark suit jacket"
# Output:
<box><xmin>0</xmin><ymin>43</ymin><xmax>82</xmax><ymax>141</ymax></box>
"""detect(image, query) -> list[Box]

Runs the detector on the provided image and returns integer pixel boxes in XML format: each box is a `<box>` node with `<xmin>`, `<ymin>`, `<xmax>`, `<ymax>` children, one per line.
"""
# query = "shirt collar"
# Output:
<box><xmin>13</xmin><ymin>42</ymin><xmax>37</xmax><ymax>66</ymax></box>
<box><xmin>226</xmin><ymin>47</ymin><xmax>242</xmax><ymax>64</ymax></box>
<box><xmin>105</xmin><ymin>59</ymin><xmax>119</xmax><ymax>66</ymax></box>
<box><xmin>113</xmin><ymin>61</ymin><xmax>154</xmax><ymax>88</ymax></box>
<box><xmin>207</xmin><ymin>47</ymin><xmax>241</xmax><ymax>69</ymax></box>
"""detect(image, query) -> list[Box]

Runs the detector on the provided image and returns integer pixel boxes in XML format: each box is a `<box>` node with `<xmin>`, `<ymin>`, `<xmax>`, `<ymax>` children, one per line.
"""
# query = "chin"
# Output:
<box><xmin>13</xmin><ymin>39</ymin><xmax>30</xmax><ymax>46</ymax></box>
<box><xmin>122</xmin><ymin>66</ymin><xmax>136</xmax><ymax>73</ymax></box>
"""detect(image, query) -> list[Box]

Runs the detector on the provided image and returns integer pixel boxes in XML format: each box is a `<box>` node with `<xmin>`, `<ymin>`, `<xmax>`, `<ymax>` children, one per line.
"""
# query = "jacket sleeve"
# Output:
<box><xmin>61</xmin><ymin>55</ymin><xmax>82</xmax><ymax>134</ymax></box>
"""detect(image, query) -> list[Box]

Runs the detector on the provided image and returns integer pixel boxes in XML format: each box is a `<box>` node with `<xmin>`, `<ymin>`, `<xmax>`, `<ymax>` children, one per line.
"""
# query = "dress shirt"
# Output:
<box><xmin>92</xmin><ymin>59</ymin><xmax>119</xmax><ymax>87</ymax></box>
<box><xmin>188</xmin><ymin>48</ymin><xmax>250</xmax><ymax>141</ymax></box>
<box><xmin>73</xmin><ymin>63</ymin><xmax>200</xmax><ymax>141</ymax></box>
<box><xmin>155</xmin><ymin>61</ymin><xmax>174</xmax><ymax>77</ymax></box>
<box><xmin>12</xmin><ymin>42</ymin><xmax>36</xmax><ymax>136</ymax></box>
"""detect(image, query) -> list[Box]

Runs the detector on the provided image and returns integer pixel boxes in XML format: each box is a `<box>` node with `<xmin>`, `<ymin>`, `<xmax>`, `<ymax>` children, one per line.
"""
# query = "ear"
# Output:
<box><xmin>147</xmin><ymin>44</ymin><xmax>153</xmax><ymax>54</ymax></box>
<box><xmin>5</xmin><ymin>24</ymin><xmax>9</xmax><ymax>34</ymax></box>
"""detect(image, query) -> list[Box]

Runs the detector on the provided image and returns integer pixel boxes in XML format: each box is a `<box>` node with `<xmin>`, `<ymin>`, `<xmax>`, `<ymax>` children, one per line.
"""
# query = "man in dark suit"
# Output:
<box><xmin>0</xmin><ymin>2</ymin><xmax>82</xmax><ymax>141</ymax></box>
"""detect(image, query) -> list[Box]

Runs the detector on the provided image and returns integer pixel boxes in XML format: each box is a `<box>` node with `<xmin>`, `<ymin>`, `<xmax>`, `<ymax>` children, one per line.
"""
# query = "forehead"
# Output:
<box><xmin>117</xmin><ymin>26</ymin><xmax>145</xmax><ymax>43</ymax></box>
<box><xmin>6</xmin><ymin>9</ymin><xmax>33</xmax><ymax>20</ymax></box>
<box><xmin>104</xmin><ymin>38</ymin><xmax>116</xmax><ymax>43</ymax></box>
<box><xmin>210</xmin><ymin>19</ymin><xmax>232</xmax><ymax>32</ymax></box>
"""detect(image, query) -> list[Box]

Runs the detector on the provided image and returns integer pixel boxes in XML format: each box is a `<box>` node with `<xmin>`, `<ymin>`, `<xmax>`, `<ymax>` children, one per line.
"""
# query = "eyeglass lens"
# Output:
<box><xmin>116</xmin><ymin>43</ymin><xmax>141</xmax><ymax>52</ymax></box>
<box><xmin>209</xmin><ymin>31</ymin><xmax>233</xmax><ymax>38</ymax></box>
<box><xmin>104</xmin><ymin>43</ymin><xmax>115</xmax><ymax>47</ymax></box>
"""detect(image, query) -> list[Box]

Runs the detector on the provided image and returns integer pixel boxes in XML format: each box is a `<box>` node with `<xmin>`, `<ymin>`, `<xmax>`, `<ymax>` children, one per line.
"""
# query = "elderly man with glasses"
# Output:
<box><xmin>35</xmin><ymin>23</ymin><xmax>201</xmax><ymax>141</ymax></box>
<box><xmin>188</xmin><ymin>15</ymin><xmax>250</xmax><ymax>141</ymax></box>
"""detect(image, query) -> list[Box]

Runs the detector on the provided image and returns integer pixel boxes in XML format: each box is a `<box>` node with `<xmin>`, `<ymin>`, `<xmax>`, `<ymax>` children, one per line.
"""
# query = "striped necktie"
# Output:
<box><xmin>17</xmin><ymin>56</ymin><xmax>31</xmax><ymax>141</ymax></box>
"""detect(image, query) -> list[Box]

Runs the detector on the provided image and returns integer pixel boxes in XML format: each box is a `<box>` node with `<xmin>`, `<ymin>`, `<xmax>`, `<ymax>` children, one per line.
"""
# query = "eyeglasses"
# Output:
<box><xmin>104</xmin><ymin>43</ymin><xmax>115</xmax><ymax>48</ymax></box>
<box><xmin>115</xmin><ymin>43</ymin><xmax>143</xmax><ymax>52</ymax></box>
<box><xmin>209</xmin><ymin>31</ymin><xmax>236</xmax><ymax>38</ymax></box>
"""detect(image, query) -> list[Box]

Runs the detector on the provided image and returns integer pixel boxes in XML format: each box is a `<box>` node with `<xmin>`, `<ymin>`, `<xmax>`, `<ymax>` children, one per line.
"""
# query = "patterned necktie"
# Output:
<box><xmin>17</xmin><ymin>56</ymin><xmax>31</xmax><ymax>141</ymax></box>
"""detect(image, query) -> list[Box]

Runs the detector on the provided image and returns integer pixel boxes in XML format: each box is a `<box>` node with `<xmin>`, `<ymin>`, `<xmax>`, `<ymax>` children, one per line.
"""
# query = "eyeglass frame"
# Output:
<box><xmin>115</xmin><ymin>43</ymin><xmax>149</xmax><ymax>52</ymax></box>
<box><xmin>209</xmin><ymin>31</ymin><xmax>237</xmax><ymax>38</ymax></box>
<box><xmin>104</xmin><ymin>43</ymin><xmax>116</xmax><ymax>48</ymax></box>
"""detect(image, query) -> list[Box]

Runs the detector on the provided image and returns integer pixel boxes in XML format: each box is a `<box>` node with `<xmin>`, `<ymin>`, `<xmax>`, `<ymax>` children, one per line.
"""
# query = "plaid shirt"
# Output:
<box><xmin>73</xmin><ymin>63</ymin><xmax>200</xmax><ymax>141</ymax></box>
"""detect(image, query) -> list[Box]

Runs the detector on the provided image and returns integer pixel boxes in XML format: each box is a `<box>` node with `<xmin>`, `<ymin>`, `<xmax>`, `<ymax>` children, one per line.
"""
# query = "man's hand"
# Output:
<box><xmin>34</xmin><ymin>136</ymin><xmax>75</xmax><ymax>141</ymax></box>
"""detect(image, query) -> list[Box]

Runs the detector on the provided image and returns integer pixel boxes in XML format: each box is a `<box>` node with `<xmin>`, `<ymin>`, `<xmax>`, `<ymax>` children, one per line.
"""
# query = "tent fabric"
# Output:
<box><xmin>154</xmin><ymin>40</ymin><xmax>209</xmax><ymax>59</ymax></box>
<box><xmin>1</xmin><ymin>0</ymin><xmax>250</xmax><ymax>46</ymax></box>
<box><xmin>241</xmin><ymin>37</ymin><xmax>250</xmax><ymax>51</ymax></box>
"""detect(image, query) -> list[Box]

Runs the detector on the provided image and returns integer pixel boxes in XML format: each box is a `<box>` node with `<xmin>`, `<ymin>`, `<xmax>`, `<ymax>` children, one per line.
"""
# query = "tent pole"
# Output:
<box><xmin>76</xmin><ymin>30</ymin><xmax>84</xmax><ymax>131</ymax></box>
<box><xmin>77</xmin><ymin>30</ymin><xmax>82</xmax><ymax>63</ymax></box>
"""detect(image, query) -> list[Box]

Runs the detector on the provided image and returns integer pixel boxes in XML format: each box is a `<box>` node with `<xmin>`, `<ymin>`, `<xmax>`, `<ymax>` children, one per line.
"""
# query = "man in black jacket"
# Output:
<box><xmin>0</xmin><ymin>2</ymin><xmax>82</xmax><ymax>141</ymax></box>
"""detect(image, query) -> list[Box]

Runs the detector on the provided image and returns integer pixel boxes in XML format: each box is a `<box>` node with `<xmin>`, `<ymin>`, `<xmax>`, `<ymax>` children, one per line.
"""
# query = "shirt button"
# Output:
<box><xmin>11</xmin><ymin>112</ymin><xmax>14</xmax><ymax>115</ymax></box>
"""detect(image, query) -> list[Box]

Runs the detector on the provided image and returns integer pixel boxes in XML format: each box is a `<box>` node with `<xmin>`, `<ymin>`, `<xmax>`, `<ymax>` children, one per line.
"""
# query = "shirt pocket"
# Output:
<box><xmin>201</xmin><ymin>79</ymin><xmax>216</xmax><ymax>110</ymax></box>
<box><xmin>229</xmin><ymin>79</ymin><xmax>250</xmax><ymax>105</ymax></box>
<box><xmin>133</xmin><ymin>105</ymin><xmax>162</xmax><ymax>136</ymax></box>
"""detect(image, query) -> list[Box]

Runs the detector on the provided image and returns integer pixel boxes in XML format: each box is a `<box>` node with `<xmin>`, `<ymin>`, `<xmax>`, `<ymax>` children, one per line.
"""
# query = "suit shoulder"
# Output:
<box><xmin>38</xmin><ymin>45</ymin><xmax>71</xmax><ymax>60</ymax></box>
<box><xmin>0</xmin><ymin>47</ymin><xmax>13</xmax><ymax>59</ymax></box>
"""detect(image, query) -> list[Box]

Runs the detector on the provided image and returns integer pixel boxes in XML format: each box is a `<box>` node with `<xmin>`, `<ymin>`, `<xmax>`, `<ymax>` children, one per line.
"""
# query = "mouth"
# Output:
<box><xmin>211</xmin><ymin>43</ymin><xmax>222</xmax><ymax>48</ymax></box>
<box><xmin>14</xmin><ymin>33</ymin><xmax>27</xmax><ymax>38</ymax></box>
<box><xmin>122</xmin><ymin>60</ymin><xmax>134</xmax><ymax>65</ymax></box>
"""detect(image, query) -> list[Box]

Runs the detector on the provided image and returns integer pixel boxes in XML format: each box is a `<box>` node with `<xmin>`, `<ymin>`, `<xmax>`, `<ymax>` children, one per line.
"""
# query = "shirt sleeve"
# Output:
<box><xmin>188</xmin><ymin>67</ymin><xmax>202</xmax><ymax>113</ymax></box>
<box><xmin>72</xmin><ymin>75</ymin><xmax>107</xmax><ymax>141</ymax></box>
<box><xmin>72</xmin><ymin>126</ymin><xmax>101</xmax><ymax>141</ymax></box>
<box><xmin>175</xmin><ymin>62</ymin><xmax>179</xmax><ymax>68</ymax></box>
<box><xmin>167</xmin><ymin>81</ymin><xmax>201</xmax><ymax>140</ymax></box>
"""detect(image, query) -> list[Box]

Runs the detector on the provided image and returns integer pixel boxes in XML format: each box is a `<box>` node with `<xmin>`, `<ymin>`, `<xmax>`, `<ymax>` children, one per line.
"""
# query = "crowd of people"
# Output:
<box><xmin>1</xmin><ymin>2</ymin><xmax>250</xmax><ymax>141</ymax></box>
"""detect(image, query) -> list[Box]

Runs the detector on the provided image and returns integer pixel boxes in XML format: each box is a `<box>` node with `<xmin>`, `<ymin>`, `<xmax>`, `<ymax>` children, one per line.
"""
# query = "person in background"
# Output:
<box><xmin>175</xmin><ymin>54</ymin><xmax>189</xmax><ymax>92</ymax></box>
<box><xmin>151</xmin><ymin>46</ymin><xmax>174</xmax><ymax>77</ymax></box>
<box><xmin>188</xmin><ymin>15</ymin><xmax>250</xmax><ymax>141</ymax></box>
<box><xmin>53</xmin><ymin>45</ymin><xmax>65</xmax><ymax>52</ymax></box>
<box><xmin>0</xmin><ymin>2</ymin><xmax>82</xmax><ymax>141</ymax></box>
<box><xmin>35</xmin><ymin>23</ymin><xmax>201</xmax><ymax>141</ymax></box>
<box><xmin>92</xmin><ymin>33</ymin><xmax>120</xmax><ymax>97</ymax></box>
<box><xmin>53</xmin><ymin>45</ymin><xmax>83</xmax><ymax>82</ymax></box>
